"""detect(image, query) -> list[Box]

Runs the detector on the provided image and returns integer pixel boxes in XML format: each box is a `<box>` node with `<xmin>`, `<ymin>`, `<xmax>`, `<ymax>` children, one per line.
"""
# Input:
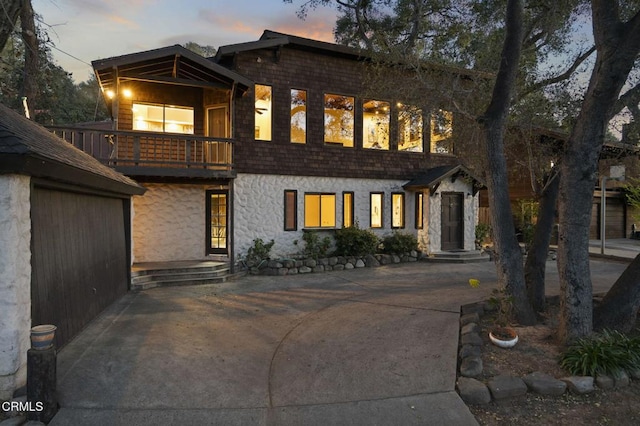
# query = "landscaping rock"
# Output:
<box><xmin>460</xmin><ymin>332</ymin><xmax>483</xmax><ymax>346</ymax></box>
<box><xmin>561</xmin><ymin>376</ymin><xmax>595</xmax><ymax>394</ymax></box>
<box><xmin>333</xmin><ymin>264</ymin><xmax>344</xmax><ymax>271</ymax></box>
<box><xmin>282</xmin><ymin>259</ymin><xmax>295</xmax><ymax>268</ymax></box>
<box><xmin>328</xmin><ymin>257</ymin><xmax>338</xmax><ymax>266</ymax></box>
<box><xmin>461</xmin><ymin>322</ymin><xmax>479</xmax><ymax>335</ymax></box>
<box><xmin>305</xmin><ymin>259</ymin><xmax>317</xmax><ymax>268</ymax></box>
<box><xmin>460</xmin><ymin>356</ymin><xmax>483</xmax><ymax>378</ymax></box>
<box><xmin>298</xmin><ymin>266</ymin><xmax>312</xmax><ymax>274</ymax></box>
<box><xmin>457</xmin><ymin>377</ymin><xmax>491</xmax><ymax>405</ymax></box>
<box><xmin>288</xmin><ymin>268</ymin><xmax>298</xmax><ymax>275</ymax></box>
<box><xmin>595</xmin><ymin>375</ymin><xmax>615</xmax><ymax>389</ymax></box>
<box><xmin>313</xmin><ymin>265</ymin><xmax>325</xmax><ymax>273</ymax></box>
<box><xmin>277</xmin><ymin>268</ymin><xmax>288</xmax><ymax>276</ymax></box>
<box><xmin>487</xmin><ymin>375</ymin><xmax>528</xmax><ymax>400</ymax></box>
<box><xmin>355</xmin><ymin>259</ymin><xmax>365</xmax><ymax>268</ymax></box>
<box><xmin>460</xmin><ymin>313</ymin><xmax>480</xmax><ymax>326</ymax></box>
<box><xmin>392</xmin><ymin>255</ymin><xmax>401</xmax><ymax>263</ymax></box>
<box><xmin>344</xmin><ymin>262</ymin><xmax>354</xmax><ymax>270</ymax></box>
<box><xmin>459</xmin><ymin>344</ymin><xmax>481</xmax><ymax>359</ymax></box>
<box><xmin>614</xmin><ymin>370</ymin><xmax>630</xmax><ymax>388</ymax></box>
<box><xmin>522</xmin><ymin>372</ymin><xmax>567</xmax><ymax>396</ymax></box>
<box><xmin>364</xmin><ymin>254</ymin><xmax>380</xmax><ymax>267</ymax></box>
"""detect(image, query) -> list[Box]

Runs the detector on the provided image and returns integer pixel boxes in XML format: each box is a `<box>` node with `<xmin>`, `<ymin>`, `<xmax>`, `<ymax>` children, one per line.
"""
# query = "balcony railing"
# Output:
<box><xmin>48</xmin><ymin>126</ymin><xmax>235</xmax><ymax>178</ymax></box>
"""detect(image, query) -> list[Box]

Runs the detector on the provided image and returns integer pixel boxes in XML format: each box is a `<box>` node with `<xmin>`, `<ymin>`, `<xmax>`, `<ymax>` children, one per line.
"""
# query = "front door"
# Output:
<box><xmin>441</xmin><ymin>192</ymin><xmax>464</xmax><ymax>251</ymax></box>
<box><xmin>206</xmin><ymin>190</ymin><xmax>228</xmax><ymax>254</ymax></box>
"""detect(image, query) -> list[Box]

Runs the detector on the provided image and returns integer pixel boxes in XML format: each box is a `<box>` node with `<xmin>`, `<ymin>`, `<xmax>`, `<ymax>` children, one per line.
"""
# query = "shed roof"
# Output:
<box><xmin>0</xmin><ymin>104</ymin><xmax>145</xmax><ymax>196</ymax></box>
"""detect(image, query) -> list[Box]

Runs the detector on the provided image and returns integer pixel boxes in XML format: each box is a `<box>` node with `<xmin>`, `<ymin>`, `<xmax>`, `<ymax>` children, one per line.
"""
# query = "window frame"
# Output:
<box><xmin>370</xmin><ymin>192</ymin><xmax>384</xmax><ymax>229</ymax></box>
<box><xmin>391</xmin><ymin>192</ymin><xmax>405</xmax><ymax>229</ymax></box>
<box><xmin>343</xmin><ymin>191</ymin><xmax>354</xmax><ymax>228</ymax></box>
<box><xmin>323</xmin><ymin>93</ymin><xmax>355</xmax><ymax>147</ymax></box>
<box><xmin>304</xmin><ymin>192</ymin><xmax>337</xmax><ymax>229</ymax></box>
<box><xmin>255</xmin><ymin>84</ymin><xmax>273</xmax><ymax>141</ymax></box>
<box><xmin>284</xmin><ymin>190</ymin><xmax>298</xmax><ymax>231</ymax></box>
<box><xmin>362</xmin><ymin>99</ymin><xmax>390</xmax><ymax>150</ymax></box>
<box><xmin>132</xmin><ymin>102</ymin><xmax>194</xmax><ymax>134</ymax></box>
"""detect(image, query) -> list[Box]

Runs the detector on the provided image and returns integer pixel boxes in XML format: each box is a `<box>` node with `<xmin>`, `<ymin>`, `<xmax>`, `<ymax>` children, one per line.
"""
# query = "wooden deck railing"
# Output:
<box><xmin>48</xmin><ymin>126</ymin><xmax>234</xmax><ymax>177</ymax></box>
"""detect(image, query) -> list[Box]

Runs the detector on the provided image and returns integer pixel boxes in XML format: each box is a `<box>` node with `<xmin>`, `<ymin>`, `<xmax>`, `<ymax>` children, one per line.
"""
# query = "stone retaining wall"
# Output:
<box><xmin>246</xmin><ymin>251</ymin><xmax>422</xmax><ymax>275</ymax></box>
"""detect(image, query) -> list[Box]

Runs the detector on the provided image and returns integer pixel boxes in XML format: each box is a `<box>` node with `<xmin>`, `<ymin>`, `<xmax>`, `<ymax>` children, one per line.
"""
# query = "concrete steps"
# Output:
<box><xmin>424</xmin><ymin>250</ymin><xmax>490</xmax><ymax>264</ymax></box>
<box><xmin>131</xmin><ymin>261</ymin><xmax>231</xmax><ymax>291</ymax></box>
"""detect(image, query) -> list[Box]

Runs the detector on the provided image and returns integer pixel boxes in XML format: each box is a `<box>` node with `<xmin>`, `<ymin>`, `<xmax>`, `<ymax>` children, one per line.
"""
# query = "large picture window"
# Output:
<box><xmin>291</xmin><ymin>89</ymin><xmax>306</xmax><ymax>144</ymax></box>
<box><xmin>304</xmin><ymin>193</ymin><xmax>336</xmax><ymax>228</ymax></box>
<box><xmin>430</xmin><ymin>109</ymin><xmax>453</xmax><ymax>154</ymax></box>
<box><xmin>392</xmin><ymin>193</ymin><xmax>405</xmax><ymax>229</ymax></box>
<box><xmin>255</xmin><ymin>84</ymin><xmax>272</xmax><ymax>141</ymax></box>
<box><xmin>362</xmin><ymin>100</ymin><xmax>390</xmax><ymax>150</ymax></box>
<box><xmin>370</xmin><ymin>192</ymin><xmax>384</xmax><ymax>228</ymax></box>
<box><xmin>132</xmin><ymin>103</ymin><xmax>194</xmax><ymax>134</ymax></box>
<box><xmin>398</xmin><ymin>105</ymin><xmax>423</xmax><ymax>152</ymax></box>
<box><xmin>324</xmin><ymin>94</ymin><xmax>354</xmax><ymax>147</ymax></box>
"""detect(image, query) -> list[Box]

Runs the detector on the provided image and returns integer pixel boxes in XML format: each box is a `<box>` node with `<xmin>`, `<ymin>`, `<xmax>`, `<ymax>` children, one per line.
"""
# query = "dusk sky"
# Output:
<box><xmin>34</xmin><ymin>0</ymin><xmax>338</xmax><ymax>82</ymax></box>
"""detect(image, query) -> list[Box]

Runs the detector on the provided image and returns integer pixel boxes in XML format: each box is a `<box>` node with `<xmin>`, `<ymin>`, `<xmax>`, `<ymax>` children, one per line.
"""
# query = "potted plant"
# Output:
<box><xmin>487</xmin><ymin>287</ymin><xmax>519</xmax><ymax>348</ymax></box>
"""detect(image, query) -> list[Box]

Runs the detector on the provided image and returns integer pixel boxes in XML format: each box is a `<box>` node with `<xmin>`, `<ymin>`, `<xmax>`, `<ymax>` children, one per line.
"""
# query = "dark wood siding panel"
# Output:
<box><xmin>31</xmin><ymin>187</ymin><xmax>129</xmax><ymax>348</ymax></box>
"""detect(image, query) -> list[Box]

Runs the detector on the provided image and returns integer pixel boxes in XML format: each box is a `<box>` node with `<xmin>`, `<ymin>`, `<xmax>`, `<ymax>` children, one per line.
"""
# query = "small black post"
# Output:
<box><xmin>27</xmin><ymin>347</ymin><xmax>58</xmax><ymax>423</ymax></box>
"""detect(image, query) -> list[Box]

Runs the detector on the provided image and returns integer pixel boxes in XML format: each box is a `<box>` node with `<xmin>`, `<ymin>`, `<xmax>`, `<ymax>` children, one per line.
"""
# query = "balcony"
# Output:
<box><xmin>49</xmin><ymin>126</ymin><xmax>235</xmax><ymax>179</ymax></box>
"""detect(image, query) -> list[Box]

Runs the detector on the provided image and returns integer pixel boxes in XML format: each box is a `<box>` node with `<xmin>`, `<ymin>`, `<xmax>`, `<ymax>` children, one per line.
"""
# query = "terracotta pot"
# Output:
<box><xmin>30</xmin><ymin>324</ymin><xmax>57</xmax><ymax>350</ymax></box>
<box><xmin>489</xmin><ymin>326</ymin><xmax>518</xmax><ymax>348</ymax></box>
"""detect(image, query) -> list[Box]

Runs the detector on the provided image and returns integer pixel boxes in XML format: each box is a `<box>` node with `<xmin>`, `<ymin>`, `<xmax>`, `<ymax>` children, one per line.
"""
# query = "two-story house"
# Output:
<box><xmin>54</xmin><ymin>30</ymin><xmax>484</xmax><ymax>270</ymax></box>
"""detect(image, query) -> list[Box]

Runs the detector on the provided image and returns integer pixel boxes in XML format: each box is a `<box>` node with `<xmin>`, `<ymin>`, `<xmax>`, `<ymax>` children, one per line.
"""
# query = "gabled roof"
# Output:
<box><xmin>93</xmin><ymin>44</ymin><xmax>252</xmax><ymax>94</ymax></box>
<box><xmin>403</xmin><ymin>164</ymin><xmax>485</xmax><ymax>194</ymax></box>
<box><xmin>215</xmin><ymin>30</ymin><xmax>365</xmax><ymax>62</ymax></box>
<box><xmin>0</xmin><ymin>104</ymin><xmax>145</xmax><ymax>196</ymax></box>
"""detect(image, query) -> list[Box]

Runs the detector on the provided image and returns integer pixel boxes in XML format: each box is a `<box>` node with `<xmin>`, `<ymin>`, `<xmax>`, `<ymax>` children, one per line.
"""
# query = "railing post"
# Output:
<box><xmin>133</xmin><ymin>135</ymin><xmax>140</xmax><ymax>166</ymax></box>
<box><xmin>186</xmin><ymin>139</ymin><xmax>192</xmax><ymax>169</ymax></box>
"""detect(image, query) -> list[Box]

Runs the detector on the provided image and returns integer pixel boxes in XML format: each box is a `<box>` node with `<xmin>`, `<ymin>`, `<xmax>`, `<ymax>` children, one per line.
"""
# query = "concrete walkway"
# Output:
<box><xmin>49</xmin><ymin>258</ymin><xmax>631</xmax><ymax>426</ymax></box>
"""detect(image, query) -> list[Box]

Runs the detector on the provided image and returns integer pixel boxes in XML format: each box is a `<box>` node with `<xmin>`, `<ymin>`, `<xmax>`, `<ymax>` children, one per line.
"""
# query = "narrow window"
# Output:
<box><xmin>324</xmin><ymin>93</ymin><xmax>354</xmax><ymax>147</ymax></box>
<box><xmin>343</xmin><ymin>192</ymin><xmax>354</xmax><ymax>228</ymax></box>
<box><xmin>398</xmin><ymin>104</ymin><xmax>423</xmax><ymax>152</ymax></box>
<box><xmin>291</xmin><ymin>89</ymin><xmax>306</xmax><ymax>143</ymax></box>
<box><xmin>255</xmin><ymin>84</ymin><xmax>272</xmax><ymax>141</ymax></box>
<box><xmin>284</xmin><ymin>190</ymin><xmax>297</xmax><ymax>231</ymax></box>
<box><xmin>370</xmin><ymin>192</ymin><xmax>384</xmax><ymax>228</ymax></box>
<box><xmin>392</xmin><ymin>193</ymin><xmax>405</xmax><ymax>229</ymax></box>
<box><xmin>415</xmin><ymin>192</ymin><xmax>424</xmax><ymax>229</ymax></box>
<box><xmin>430</xmin><ymin>109</ymin><xmax>453</xmax><ymax>154</ymax></box>
<box><xmin>362</xmin><ymin>100</ymin><xmax>390</xmax><ymax>150</ymax></box>
<box><xmin>132</xmin><ymin>103</ymin><xmax>194</xmax><ymax>134</ymax></box>
<box><xmin>304</xmin><ymin>193</ymin><xmax>336</xmax><ymax>228</ymax></box>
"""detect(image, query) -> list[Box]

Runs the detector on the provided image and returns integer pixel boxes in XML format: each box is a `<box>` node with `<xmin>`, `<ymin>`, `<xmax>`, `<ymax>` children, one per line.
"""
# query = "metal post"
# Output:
<box><xmin>601</xmin><ymin>177</ymin><xmax>607</xmax><ymax>255</ymax></box>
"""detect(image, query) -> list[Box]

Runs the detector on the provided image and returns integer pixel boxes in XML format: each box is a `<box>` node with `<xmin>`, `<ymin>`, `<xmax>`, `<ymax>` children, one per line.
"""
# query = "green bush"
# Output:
<box><xmin>301</xmin><ymin>230</ymin><xmax>332</xmax><ymax>259</ymax></box>
<box><xmin>381</xmin><ymin>231</ymin><xmax>418</xmax><ymax>254</ymax></box>
<box><xmin>560</xmin><ymin>329</ymin><xmax>640</xmax><ymax>376</ymax></box>
<box><xmin>241</xmin><ymin>238</ymin><xmax>275</xmax><ymax>267</ymax></box>
<box><xmin>334</xmin><ymin>223</ymin><xmax>379</xmax><ymax>257</ymax></box>
<box><xmin>475</xmin><ymin>223</ymin><xmax>492</xmax><ymax>245</ymax></box>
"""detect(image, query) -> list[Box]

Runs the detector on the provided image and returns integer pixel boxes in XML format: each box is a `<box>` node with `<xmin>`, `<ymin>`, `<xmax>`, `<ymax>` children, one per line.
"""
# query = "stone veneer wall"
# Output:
<box><xmin>0</xmin><ymin>175</ymin><xmax>31</xmax><ymax>400</ymax></box>
<box><xmin>234</xmin><ymin>174</ymin><xmax>418</xmax><ymax>259</ymax></box>
<box><xmin>132</xmin><ymin>183</ymin><xmax>212</xmax><ymax>263</ymax></box>
<box><xmin>427</xmin><ymin>178</ymin><xmax>479</xmax><ymax>253</ymax></box>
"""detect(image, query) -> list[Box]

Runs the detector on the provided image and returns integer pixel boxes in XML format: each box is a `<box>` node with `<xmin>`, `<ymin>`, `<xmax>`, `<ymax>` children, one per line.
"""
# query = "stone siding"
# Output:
<box><xmin>0</xmin><ymin>175</ymin><xmax>31</xmax><ymax>400</ymax></box>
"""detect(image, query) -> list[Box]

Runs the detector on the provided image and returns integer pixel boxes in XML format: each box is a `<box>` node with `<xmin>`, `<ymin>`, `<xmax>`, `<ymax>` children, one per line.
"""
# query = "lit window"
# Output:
<box><xmin>284</xmin><ymin>190</ymin><xmax>297</xmax><ymax>231</ymax></box>
<box><xmin>255</xmin><ymin>84</ymin><xmax>272</xmax><ymax>141</ymax></box>
<box><xmin>304</xmin><ymin>194</ymin><xmax>336</xmax><ymax>228</ymax></box>
<box><xmin>363</xmin><ymin>100</ymin><xmax>390</xmax><ymax>150</ymax></box>
<box><xmin>343</xmin><ymin>192</ymin><xmax>354</xmax><ymax>228</ymax></box>
<box><xmin>324</xmin><ymin>94</ymin><xmax>354</xmax><ymax>147</ymax></box>
<box><xmin>430</xmin><ymin>109</ymin><xmax>453</xmax><ymax>153</ymax></box>
<box><xmin>370</xmin><ymin>192</ymin><xmax>384</xmax><ymax>228</ymax></box>
<box><xmin>415</xmin><ymin>193</ymin><xmax>424</xmax><ymax>229</ymax></box>
<box><xmin>132</xmin><ymin>103</ymin><xmax>194</xmax><ymax>134</ymax></box>
<box><xmin>291</xmin><ymin>89</ymin><xmax>306</xmax><ymax>143</ymax></box>
<box><xmin>392</xmin><ymin>193</ymin><xmax>405</xmax><ymax>228</ymax></box>
<box><xmin>398</xmin><ymin>104</ymin><xmax>423</xmax><ymax>152</ymax></box>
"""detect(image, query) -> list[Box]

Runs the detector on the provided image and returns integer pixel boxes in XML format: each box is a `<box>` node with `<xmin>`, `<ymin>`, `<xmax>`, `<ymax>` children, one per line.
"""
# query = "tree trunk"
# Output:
<box><xmin>556</xmin><ymin>1</ymin><xmax>640</xmax><ymax>343</ymax></box>
<box><xmin>0</xmin><ymin>0</ymin><xmax>21</xmax><ymax>51</ymax></box>
<box><xmin>480</xmin><ymin>0</ymin><xmax>536</xmax><ymax>326</ymax></box>
<box><xmin>20</xmin><ymin>0</ymin><xmax>38</xmax><ymax>114</ymax></box>
<box><xmin>525</xmin><ymin>173</ymin><xmax>560</xmax><ymax>312</ymax></box>
<box><xmin>594</xmin><ymin>253</ymin><xmax>640</xmax><ymax>332</ymax></box>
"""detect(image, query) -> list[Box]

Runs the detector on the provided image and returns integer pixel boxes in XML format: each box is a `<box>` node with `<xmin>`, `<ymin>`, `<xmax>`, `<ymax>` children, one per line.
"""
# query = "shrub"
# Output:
<box><xmin>240</xmin><ymin>238</ymin><xmax>275</xmax><ymax>267</ymax></box>
<box><xmin>381</xmin><ymin>231</ymin><xmax>418</xmax><ymax>254</ymax></box>
<box><xmin>475</xmin><ymin>223</ymin><xmax>491</xmax><ymax>245</ymax></box>
<box><xmin>301</xmin><ymin>230</ymin><xmax>332</xmax><ymax>259</ymax></box>
<box><xmin>334</xmin><ymin>223</ymin><xmax>379</xmax><ymax>257</ymax></box>
<box><xmin>560</xmin><ymin>329</ymin><xmax>640</xmax><ymax>376</ymax></box>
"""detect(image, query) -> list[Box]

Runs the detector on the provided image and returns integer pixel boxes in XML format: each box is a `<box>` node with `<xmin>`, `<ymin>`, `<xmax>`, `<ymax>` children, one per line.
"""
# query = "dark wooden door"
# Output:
<box><xmin>31</xmin><ymin>187</ymin><xmax>129</xmax><ymax>348</ymax></box>
<box><xmin>441</xmin><ymin>192</ymin><xmax>464</xmax><ymax>251</ymax></box>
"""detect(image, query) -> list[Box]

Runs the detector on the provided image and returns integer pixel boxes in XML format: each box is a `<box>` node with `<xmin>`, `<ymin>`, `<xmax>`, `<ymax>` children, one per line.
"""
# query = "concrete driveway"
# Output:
<box><xmin>49</xmin><ymin>259</ymin><xmax>629</xmax><ymax>426</ymax></box>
